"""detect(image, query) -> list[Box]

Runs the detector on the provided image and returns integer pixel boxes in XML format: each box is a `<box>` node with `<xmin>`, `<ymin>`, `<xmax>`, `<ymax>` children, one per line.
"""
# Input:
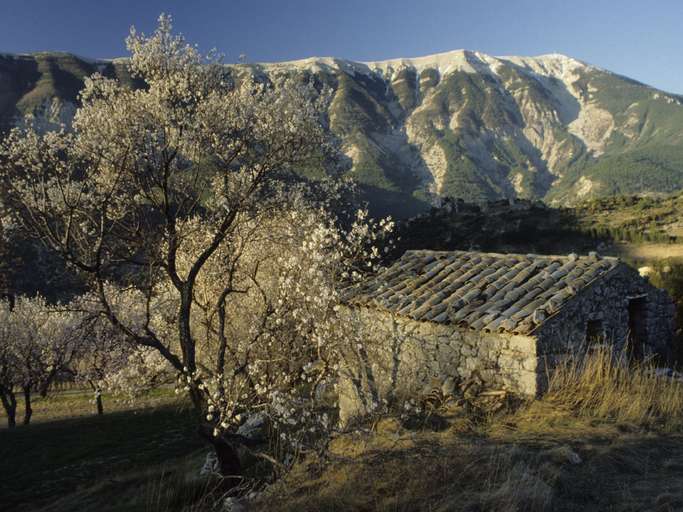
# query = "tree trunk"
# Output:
<box><xmin>22</xmin><ymin>386</ymin><xmax>32</xmax><ymax>425</ymax></box>
<box><xmin>213</xmin><ymin>439</ymin><xmax>243</xmax><ymax>479</ymax></box>
<box><xmin>7</xmin><ymin>410</ymin><xmax>16</xmax><ymax>428</ymax></box>
<box><xmin>180</xmin><ymin>284</ymin><xmax>242</xmax><ymax>482</ymax></box>
<box><xmin>199</xmin><ymin>424</ymin><xmax>243</xmax><ymax>483</ymax></box>
<box><xmin>95</xmin><ymin>390</ymin><xmax>104</xmax><ymax>416</ymax></box>
<box><xmin>0</xmin><ymin>388</ymin><xmax>17</xmax><ymax>428</ymax></box>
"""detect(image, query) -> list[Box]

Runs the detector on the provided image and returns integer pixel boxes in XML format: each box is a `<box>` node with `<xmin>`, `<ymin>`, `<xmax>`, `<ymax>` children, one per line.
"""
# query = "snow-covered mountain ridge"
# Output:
<box><xmin>2</xmin><ymin>50</ymin><xmax>683</xmax><ymax>216</ymax></box>
<box><xmin>258</xmin><ymin>50</ymin><xmax>591</xmax><ymax>79</ymax></box>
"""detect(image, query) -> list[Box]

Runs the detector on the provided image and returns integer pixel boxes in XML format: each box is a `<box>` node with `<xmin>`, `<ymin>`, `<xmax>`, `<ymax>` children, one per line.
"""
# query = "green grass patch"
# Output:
<box><xmin>0</xmin><ymin>386</ymin><xmax>178</xmax><ymax>425</ymax></box>
<box><xmin>0</xmin><ymin>400</ymin><xmax>204</xmax><ymax>511</ymax></box>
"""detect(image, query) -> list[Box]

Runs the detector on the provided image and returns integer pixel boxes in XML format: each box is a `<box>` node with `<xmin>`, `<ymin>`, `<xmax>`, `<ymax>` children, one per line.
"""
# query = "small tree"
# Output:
<box><xmin>0</xmin><ymin>297</ymin><xmax>79</xmax><ymax>426</ymax></box>
<box><xmin>71</xmin><ymin>309</ymin><xmax>142</xmax><ymax>415</ymax></box>
<box><xmin>0</xmin><ymin>302</ymin><xmax>18</xmax><ymax>427</ymax></box>
<box><xmin>0</xmin><ymin>217</ymin><xmax>11</xmax><ymax>303</ymax></box>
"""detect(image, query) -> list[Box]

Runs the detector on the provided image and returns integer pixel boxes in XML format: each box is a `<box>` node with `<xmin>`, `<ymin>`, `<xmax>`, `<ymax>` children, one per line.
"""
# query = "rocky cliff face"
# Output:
<box><xmin>3</xmin><ymin>50</ymin><xmax>683</xmax><ymax>216</ymax></box>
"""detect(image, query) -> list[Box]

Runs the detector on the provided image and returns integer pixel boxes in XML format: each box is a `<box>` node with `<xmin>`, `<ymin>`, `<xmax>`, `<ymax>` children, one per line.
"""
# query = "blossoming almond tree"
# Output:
<box><xmin>0</xmin><ymin>297</ymin><xmax>80</xmax><ymax>427</ymax></box>
<box><xmin>0</xmin><ymin>302</ymin><xmax>18</xmax><ymax>427</ymax></box>
<box><xmin>172</xmin><ymin>198</ymin><xmax>393</xmax><ymax>463</ymax></box>
<box><xmin>0</xmin><ymin>14</ymin><xmax>392</xmax><ymax>472</ymax></box>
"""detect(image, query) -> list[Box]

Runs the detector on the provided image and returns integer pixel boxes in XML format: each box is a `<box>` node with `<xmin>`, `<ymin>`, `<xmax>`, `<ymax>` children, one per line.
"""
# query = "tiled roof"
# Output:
<box><xmin>345</xmin><ymin>250</ymin><xmax>621</xmax><ymax>335</ymax></box>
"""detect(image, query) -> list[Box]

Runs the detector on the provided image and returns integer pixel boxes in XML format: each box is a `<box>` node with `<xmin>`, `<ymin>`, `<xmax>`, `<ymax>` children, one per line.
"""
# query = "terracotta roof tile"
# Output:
<box><xmin>345</xmin><ymin>250</ymin><xmax>621</xmax><ymax>334</ymax></box>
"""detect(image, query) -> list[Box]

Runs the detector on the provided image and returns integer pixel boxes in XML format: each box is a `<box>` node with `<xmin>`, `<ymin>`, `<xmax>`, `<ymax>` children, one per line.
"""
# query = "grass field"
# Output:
<box><xmin>610</xmin><ymin>242</ymin><xmax>683</xmax><ymax>263</ymax></box>
<box><xmin>0</xmin><ymin>393</ymin><xmax>206</xmax><ymax>512</ymax></box>
<box><xmin>6</xmin><ymin>393</ymin><xmax>683</xmax><ymax>512</ymax></box>
<box><xmin>0</xmin><ymin>386</ymin><xmax>179</xmax><ymax>427</ymax></box>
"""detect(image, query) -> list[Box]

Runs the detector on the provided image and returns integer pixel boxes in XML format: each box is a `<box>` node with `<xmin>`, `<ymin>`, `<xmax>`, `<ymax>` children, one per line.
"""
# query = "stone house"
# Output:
<box><xmin>338</xmin><ymin>250</ymin><xmax>676</xmax><ymax>423</ymax></box>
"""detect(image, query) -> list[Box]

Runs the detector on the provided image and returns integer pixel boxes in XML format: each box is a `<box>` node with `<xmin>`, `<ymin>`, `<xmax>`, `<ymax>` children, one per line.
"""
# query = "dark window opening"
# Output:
<box><xmin>628</xmin><ymin>297</ymin><xmax>648</xmax><ymax>359</ymax></box>
<box><xmin>586</xmin><ymin>319</ymin><xmax>604</xmax><ymax>345</ymax></box>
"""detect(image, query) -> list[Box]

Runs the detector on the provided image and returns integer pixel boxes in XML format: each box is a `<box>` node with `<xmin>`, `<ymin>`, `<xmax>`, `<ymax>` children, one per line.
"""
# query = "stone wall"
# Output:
<box><xmin>535</xmin><ymin>265</ymin><xmax>676</xmax><ymax>359</ymax></box>
<box><xmin>338</xmin><ymin>307</ymin><xmax>539</xmax><ymax>425</ymax></box>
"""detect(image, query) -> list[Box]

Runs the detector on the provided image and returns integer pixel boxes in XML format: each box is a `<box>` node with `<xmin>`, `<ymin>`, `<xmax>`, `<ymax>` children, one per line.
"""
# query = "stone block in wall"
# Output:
<box><xmin>464</xmin><ymin>356</ymin><xmax>480</xmax><ymax>372</ymax></box>
<box><xmin>522</xmin><ymin>356</ymin><xmax>540</xmax><ymax>372</ymax></box>
<box><xmin>337</xmin><ymin>375</ymin><xmax>370</xmax><ymax>427</ymax></box>
<box><xmin>500</xmin><ymin>369</ymin><xmax>539</xmax><ymax>396</ymax></box>
<box><xmin>497</xmin><ymin>352</ymin><xmax>525</xmax><ymax>370</ymax></box>
<box><xmin>508</xmin><ymin>335</ymin><xmax>537</xmax><ymax>354</ymax></box>
<box><xmin>478</xmin><ymin>368</ymin><xmax>501</xmax><ymax>382</ymax></box>
<box><xmin>460</xmin><ymin>343</ymin><xmax>476</xmax><ymax>358</ymax></box>
<box><xmin>476</xmin><ymin>334</ymin><xmax>506</xmax><ymax>355</ymax></box>
<box><xmin>437</xmin><ymin>349</ymin><xmax>460</xmax><ymax>371</ymax></box>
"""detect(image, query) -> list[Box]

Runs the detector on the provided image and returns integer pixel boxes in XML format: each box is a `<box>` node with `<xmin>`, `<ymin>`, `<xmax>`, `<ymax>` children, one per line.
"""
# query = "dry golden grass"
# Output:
<box><xmin>543</xmin><ymin>347</ymin><xmax>683</xmax><ymax>429</ymax></box>
<box><xmin>256</xmin><ymin>433</ymin><xmax>554</xmax><ymax>512</ymax></box>
<box><xmin>255</xmin><ymin>348</ymin><xmax>683</xmax><ymax>511</ymax></box>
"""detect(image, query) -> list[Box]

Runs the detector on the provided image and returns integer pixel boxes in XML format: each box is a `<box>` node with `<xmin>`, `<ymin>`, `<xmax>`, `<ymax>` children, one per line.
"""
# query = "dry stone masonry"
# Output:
<box><xmin>339</xmin><ymin>250</ymin><xmax>676</xmax><ymax>424</ymax></box>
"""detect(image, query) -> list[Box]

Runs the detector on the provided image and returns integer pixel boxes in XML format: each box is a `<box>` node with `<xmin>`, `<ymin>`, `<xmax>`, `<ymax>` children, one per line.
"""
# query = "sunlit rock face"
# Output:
<box><xmin>3</xmin><ymin>50</ymin><xmax>683</xmax><ymax>216</ymax></box>
<box><xmin>241</xmin><ymin>50</ymin><xmax>683</xmax><ymax>212</ymax></box>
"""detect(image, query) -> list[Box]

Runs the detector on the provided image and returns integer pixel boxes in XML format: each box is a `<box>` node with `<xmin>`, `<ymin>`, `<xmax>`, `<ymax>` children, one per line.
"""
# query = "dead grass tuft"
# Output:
<box><xmin>543</xmin><ymin>347</ymin><xmax>683</xmax><ymax>429</ymax></box>
<box><xmin>256</xmin><ymin>427</ymin><xmax>556</xmax><ymax>512</ymax></box>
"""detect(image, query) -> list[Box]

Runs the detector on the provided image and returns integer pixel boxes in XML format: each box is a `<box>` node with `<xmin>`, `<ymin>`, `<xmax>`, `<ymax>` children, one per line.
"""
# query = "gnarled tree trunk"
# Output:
<box><xmin>199</xmin><ymin>424</ymin><xmax>243</xmax><ymax>483</ymax></box>
<box><xmin>95</xmin><ymin>390</ymin><xmax>103</xmax><ymax>416</ymax></box>
<box><xmin>22</xmin><ymin>386</ymin><xmax>32</xmax><ymax>425</ymax></box>
<box><xmin>0</xmin><ymin>387</ymin><xmax>17</xmax><ymax>428</ymax></box>
<box><xmin>88</xmin><ymin>381</ymin><xmax>105</xmax><ymax>416</ymax></box>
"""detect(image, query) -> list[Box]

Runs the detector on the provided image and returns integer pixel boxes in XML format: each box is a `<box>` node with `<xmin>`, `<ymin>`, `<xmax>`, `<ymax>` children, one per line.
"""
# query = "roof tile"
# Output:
<box><xmin>345</xmin><ymin>250</ymin><xmax>621</xmax><ymax>334</ymax></box>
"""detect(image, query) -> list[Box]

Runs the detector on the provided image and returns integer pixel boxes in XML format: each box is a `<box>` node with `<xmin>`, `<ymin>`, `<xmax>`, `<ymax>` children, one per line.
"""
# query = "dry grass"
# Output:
<box><xmin>611</xmin><ymin>242</ymin><xmax>683</xmax><ymax>261</ymax></box>
<box><xmin>254</xmin><ymin>348</ymin><xmax>683</xmax><ymax>511</ymax></box>
<box><xmin>543</xmin><ymin>347</ymin><xmax>683</xmax><ymax>429</ymax></box>
<box><xmin>255</xmin><ymin>432</ymin><xmax>554</xmax><ymax>512</ymax></box>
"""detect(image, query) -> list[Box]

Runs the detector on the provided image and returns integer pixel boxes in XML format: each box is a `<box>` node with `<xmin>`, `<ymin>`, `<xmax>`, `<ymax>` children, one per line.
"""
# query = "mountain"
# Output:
<box><xmin>2</xmin><ymin>50</ymin><xmax>683</xmax><ymax>216</ymax></box>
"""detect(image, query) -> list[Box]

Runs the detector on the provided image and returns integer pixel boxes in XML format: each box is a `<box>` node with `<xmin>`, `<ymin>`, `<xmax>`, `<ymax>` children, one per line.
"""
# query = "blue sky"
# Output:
<box><xmin>2</xmin><ymin>0</ymin><xmax>682</xmax><ymax>93</ymax></box>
